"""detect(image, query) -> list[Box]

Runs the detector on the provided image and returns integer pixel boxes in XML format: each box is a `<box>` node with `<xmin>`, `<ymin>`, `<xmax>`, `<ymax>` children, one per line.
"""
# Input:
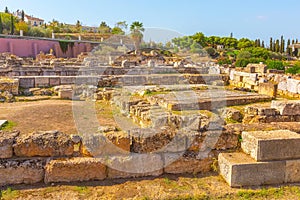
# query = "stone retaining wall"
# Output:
<box><xmin>0</xmin><ymin>127</ymin><xmax>239</xmax><ymax>186</ymax></box>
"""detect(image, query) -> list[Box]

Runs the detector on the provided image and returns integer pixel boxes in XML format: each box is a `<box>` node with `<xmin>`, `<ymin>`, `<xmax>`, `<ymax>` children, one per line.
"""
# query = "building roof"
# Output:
<box><xmin>25</xmin><ymin>14</ymin><xmax>44</xmax><ymax>22</ymax></box>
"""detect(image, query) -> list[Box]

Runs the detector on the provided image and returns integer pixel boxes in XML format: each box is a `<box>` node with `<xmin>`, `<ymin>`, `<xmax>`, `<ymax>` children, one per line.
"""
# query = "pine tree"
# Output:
<box><xmin>270</xmin><ymin>37</ymin><xmax>273</xmax><ymax>51</ymax></box>
<box><xmin>4</xmin><ymin>7</ymin><xmax>9</xmax><ymax>13</ymax></box>
<box><xmin>10</xmin><ymin>14</ymin><xmax>14</xmax><ymax>35</ymax></box>
<box><xmin>262</xmin><ymin>41</ymin><xmax>265</xmax><ymax>48</ymax></box>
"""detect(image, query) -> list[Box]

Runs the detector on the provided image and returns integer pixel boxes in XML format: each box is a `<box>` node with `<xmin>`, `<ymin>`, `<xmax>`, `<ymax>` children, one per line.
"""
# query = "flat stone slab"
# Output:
<box><xmin>0</xmin><ymin>120</ymin><xmax>7</xmax><ymax>128</ymax></box>
<box><xmin>271</xmin><ymin>100</ymin><xmax>300</xmax><ymax>116</ymax></box>
<box><xmin>219</xmin><ymin>153</ymin><xmax>285</xmax><ymax>187</ymax></box>
<box><xmin>149</xmin><ymin>90</ymin><xmax>272</xmax><ymax>111</ymax></box>
<box><xmin>242</xmin><ymin>130</ymin><xmax>300</xmax><ymax>161</ymax></box>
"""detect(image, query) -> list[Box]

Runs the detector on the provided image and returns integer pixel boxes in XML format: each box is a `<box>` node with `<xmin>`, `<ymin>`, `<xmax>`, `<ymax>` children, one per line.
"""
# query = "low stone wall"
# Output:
<box><xmin>0</xmin><ymin>126</ymin><xmax>239</xmax><ymax>186</ymax></box>
<box><xmin>243</xmin><ymin>100</ymin><xmax>300</xmax><ymax>124</ymax></box>
<box><xmin>17</xmin><ymin>74</ymin><xmax>229</xmax><ymax>89</ymax></box>
<box><xmin>229</xmin><ymin>69</ymin><xmax>300</xmax><ymax>98</ymax></box>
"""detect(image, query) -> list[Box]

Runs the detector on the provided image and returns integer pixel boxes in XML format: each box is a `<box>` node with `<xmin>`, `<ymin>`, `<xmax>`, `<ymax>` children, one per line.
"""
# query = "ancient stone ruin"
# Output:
<box><xmin>0</xmin><ymin>48</ymin><xmax>300</xmax><ymax>188</ymax></box>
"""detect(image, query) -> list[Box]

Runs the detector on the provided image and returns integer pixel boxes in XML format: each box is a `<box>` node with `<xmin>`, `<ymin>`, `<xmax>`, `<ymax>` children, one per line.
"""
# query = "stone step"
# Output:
<box><xmin>218</xmin><ymin>152</ymin><xmax>300</xmax><ymax>187</ymax></box>
<box><xmin>242</xmin><ymin>130</ymin><xmax>300</xmax><ymax>161</ymax></box>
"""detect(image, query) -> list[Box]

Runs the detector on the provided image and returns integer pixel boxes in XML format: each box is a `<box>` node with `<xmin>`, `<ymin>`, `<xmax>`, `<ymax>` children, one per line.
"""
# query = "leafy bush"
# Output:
<box><xmin>286</xmin><ymin>66</ymin><xmax>300</xmax><ymax>74</ymax></box>
<box><xmin>235</xmin><ymin>58</ymin><xmax>250</xmax><ymax>68</ymax></box>
<box><xmin>266</xmin><ymin>60</ymin><xmax>284</xmax><ymax>70</ymax></box>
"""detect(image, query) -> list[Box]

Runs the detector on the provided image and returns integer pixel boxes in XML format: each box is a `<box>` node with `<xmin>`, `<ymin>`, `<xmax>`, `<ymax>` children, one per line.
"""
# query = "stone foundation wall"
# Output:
<box><xmin>0</xmin><ymin>126</ymin><xmax>239</xmax><ymax>186</ymax></box>
<box><xmin>229</xmin><ymin>69</ymin><xmax>300</xmax><ymax>98</ymax></box>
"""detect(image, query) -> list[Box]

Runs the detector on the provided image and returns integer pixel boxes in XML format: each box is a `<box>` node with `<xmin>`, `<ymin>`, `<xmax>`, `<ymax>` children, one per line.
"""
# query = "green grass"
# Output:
<box><xmin>0</xmin><ymin>121</ymin><xmax>17</xmax><ymax>131</ymax></box>
<box><xmin>0</xmin><ymin>187</ymin><xmax>20</xmax><ymax>200</ymax></box>
<box><xmin>72</xmin><ymin>186</ymin><xmax>91</xmax><ymax>195</ymax></box>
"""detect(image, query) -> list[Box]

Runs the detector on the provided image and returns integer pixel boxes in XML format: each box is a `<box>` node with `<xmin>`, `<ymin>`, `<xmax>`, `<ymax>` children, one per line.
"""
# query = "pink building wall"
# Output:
<box><xmin>0</xmin><ymin>38</ymin><xmax>95</xmax><ymax>58</ymax></box>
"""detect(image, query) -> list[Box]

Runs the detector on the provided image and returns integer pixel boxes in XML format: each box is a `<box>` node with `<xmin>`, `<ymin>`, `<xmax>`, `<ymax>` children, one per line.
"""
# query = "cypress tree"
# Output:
<box><xmin>10</xmin><ymin>14</ymin><xmax>14</xmax><ymax>35</ymax></box>
<box><xmin>287</xmin><ymin>39</ymin><xmax>291</xmax><ymax>55</ymax></box>
<box><xmin>275</xmin><ymin>39</ymin><xmax>280</xmax><ymax>52</ymax></box>
<box><xmin>280</xmin><ymin>35</ymin><xmax>284</xmax><ymax>53</ymax></box>
<box><xmin>262</xmin><ymin>41</ymin><xmax>265</xmax><ymax>48</ymax></box>
<box><xmin>0</xmin><ymin>14</ymin><xmax>3</xmax><ymax>34</ymax></box>
<box><xmin>270</xmin><ymin>37</ymin><xmax>273</xmax><ymax>51</ymax></box>
<box><xmin>21</xmin><ymin>10</ymin><xmax>25</xmax><ymax>21</ymax></box>
<box><xmin>296</xmin><ymin>39</ymin><xmax>299</xmax><ymax>44</ymax></box>
<box><xmin>4</xmin><ymin>7</ymin><xmax>9</xmax><ymax>13</ymax></box>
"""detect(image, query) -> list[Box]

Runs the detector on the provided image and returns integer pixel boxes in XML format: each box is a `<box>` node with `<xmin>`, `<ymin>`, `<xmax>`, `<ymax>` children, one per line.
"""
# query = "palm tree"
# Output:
<box><xmin>130</xmin><ymin>21</ymin><xmax>144</xmax><ymax>50</ymax></box>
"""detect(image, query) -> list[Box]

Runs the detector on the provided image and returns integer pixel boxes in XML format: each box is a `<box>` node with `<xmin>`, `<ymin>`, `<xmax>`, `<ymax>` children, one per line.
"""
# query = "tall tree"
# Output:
<box><xmin>275</xmin><ymin>39</ymin><xmax>280</xmax><ymax>52</ymax></box>
<box><xmin>0</xmin><ymin>14</ymin><xmax>3</xmax><ymax>34</ymax></box>
<box><xmin>262</xmin><ymin>41</ymin><xmax>265</xmax><ymax>48</ymax></box>
<box><xmin>10</xmin><ymin>14</ymin><xmax>14</xmax><ymax>35</ymax></box>
<box><xmin>130</xmin><ymin>21</ymin><xmax>145</xmax><ymax>50</ymax></box>
<box><xmin>98</xmin><ymin>21</ymin><xmax>111</xmax><ymax>33</ymax></box>
<box><xmin>287</xmin><ymin>39</ymin><xmax>291</xmax><ymax>55</ymax></box>
<box><xmin>75</xmin><ymin>20</ymin><xmax>82</xmax><ymax>32</ymax></box>
<box><xmin>270</xmin><ymin>37</ymin><xmax>273</xmax><ymax>51</ymax></box>
<box><xmin>21</xmin><ymin>10</ymin><xmax>25</xmax><ymax>21</ymax></box>
<box><xmin>116</xmin><ymin>21</ymin><xmax>128</xmax><ymax>31</ymax></box>
<box><xmin>280</xmin><ymin>35</ymin><xmax>284</xmax><ymax>53</ymax></box>
<box><xmin>4</xmin><ymin>7</ymin><xmax>9</xmax><ymax>13</ymax></box>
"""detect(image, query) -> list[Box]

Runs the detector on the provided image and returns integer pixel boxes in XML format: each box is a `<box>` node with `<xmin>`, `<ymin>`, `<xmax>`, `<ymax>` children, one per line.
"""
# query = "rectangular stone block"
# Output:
<box><xmin>0</xmin><ymin>130</ymin><xmax>19</xmax><ymax>159</ymax></box>
<box><xmin>258</xmin><ymin>83</ymin><xmax>278</xmax><ymax>97</ymax></box>
<box><xmin>45</xmin><ymin>158</ymin><xmax>107</xmax><ymax>183</ymax></box>
<box><xmin>278</xmin><ymin>81</ymin><xmax>287</xmax><ymax>91</ymax></box>
<box><xmin>106</xmin><ymin>154</ymin><xmax>163</xmax><ymax>179</ymax></box>
<box><xmin>163</xmin><ymin>153</ymin><xmax>212</xmax><ymax>174</ymax></box>
<box><xmin>271</xmin><ymin>100</ymin><xmax>300</xmax><ymax>115</ymax></box>
<box><xmin>58</xmin><ymin>89</ymin><xmax>73</xmax><ymax>100</ymax></box>
<box><xmin>60</xmin><ymin>77</ymin><xmax>76</xmax><ymax>85</ymax></box>
<box><xmin>219</xmin><ymin>153</ymin><xmax>285</xmax><ymax>187</ymax></box>
<box><xmin>286</xmin><ymin>160</ymin><xmax>300</xmax><ymax>183</ymax></box>
<box><xmin>242</xmin><ymin>130</ymin><xmax>300</xmax><ymax>161</ymax></box>
<box><xmin>35</xmin><ymin>77</ymin><xmax>49</xmax><ymax>88</ymax></box>
<box><xmin>14</xmin><ymin>131</ymin><xmax>74</xmax><ymax>157</ymax></box>
<box><xmin>287</xmin><ymin>79</ymin><xmax>300</xmax><ymax>94</ymax></box>
<box><xmin>0</xmin><ymin>159</ymin><xmax>45</xmax><ymax>186</ymax></box>
<box><xmin>19</xmin><ymin>78</ymin><xmax>35</xmax><ymax>89</ymax></box>
<box><xmin>49</xmin><ymin>77</ymin><xmax>61</xmax><ymax>86</ymax></box>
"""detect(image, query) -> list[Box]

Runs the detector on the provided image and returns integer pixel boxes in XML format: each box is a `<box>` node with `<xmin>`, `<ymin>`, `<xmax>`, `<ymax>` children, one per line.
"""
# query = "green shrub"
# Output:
<box><xmin>266</xmin><ymin>60</ymin><xmax>285</xmax><ymax>70</ymax></box>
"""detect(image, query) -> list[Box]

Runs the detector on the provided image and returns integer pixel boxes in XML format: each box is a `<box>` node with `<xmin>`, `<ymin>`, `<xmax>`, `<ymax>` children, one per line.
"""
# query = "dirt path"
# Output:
<box><xmin>0</xmin><ymin>100</ymin><xmax>118</xmax><ymax>135</ymax></box>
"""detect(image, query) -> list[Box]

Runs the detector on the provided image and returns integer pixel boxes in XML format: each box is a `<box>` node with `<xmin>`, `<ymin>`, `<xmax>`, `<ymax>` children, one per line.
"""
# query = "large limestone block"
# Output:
<box><xmin>287</xmin><ymin>79</ymin><xmax>300</xmax><ymax>94</ymax></box>
<box><xmin>218</xmin><ymin>153</ymin><xmax>285</xmax><ymax>187</ymax></box>
<box><xmin>278</xmin><ymin>81</ymin><xmax>287</xmax><ymax>91</ymax></box>
<box><xmin>0</xmin><ymin>130</ymin><xmax>19</xmax><ymax>159</ymax></box>
<box><xmin>14</xmin><ymin>130</ymin><xmax>74</xmax><ymax>157</ymax></box>
<box><xmin>164</xmin><ymin>154</ymin><xmax>213</xmax><ymax>174</ymax></box>
<box><xmin>106</xmin><ymin>154</ymin><xmax>163</xmax><ymax>179</ymax></box>
<box><xmin>271</xmin><ymin>100</ymin><xmax>300</xmax><ymax>116</ymax></box>
<box><xmin>44</xmin><ymin>157</ymin><xmax>107</xmax><ymax>183</ymax></box>
<box><xmin>286</xmin><ymin>160</ymin><xmax>300</xmax><ymax>183</ymax></box>
<box><xmin>242</xmin><ymin>130</ymin><xmax>300</xmax><ymax>161</ymax></box>
<box><xmin>0</xmin><ymin>159</ymin><xmax>45</xmax><ymax>186</ymax></box>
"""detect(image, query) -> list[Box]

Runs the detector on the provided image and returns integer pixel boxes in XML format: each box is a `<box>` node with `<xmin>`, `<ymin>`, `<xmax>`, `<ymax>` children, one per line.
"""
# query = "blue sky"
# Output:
<box><xmin>1</xmin><ymin>0</ymin><xmax>300</xmax><ymax>43</ymax></box>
